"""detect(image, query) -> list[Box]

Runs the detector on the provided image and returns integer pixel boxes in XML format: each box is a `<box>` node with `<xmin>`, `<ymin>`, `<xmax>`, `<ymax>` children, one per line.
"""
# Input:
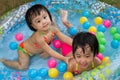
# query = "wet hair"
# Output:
<box><xmin>72</xmin><ymin>32</ymin><xmax>99</xmax><ymax>57</ymax></box>
<box><xmin>25</xmin><ymin>4</ymin><xmax>52</xmax><ymax>31</ymax></box>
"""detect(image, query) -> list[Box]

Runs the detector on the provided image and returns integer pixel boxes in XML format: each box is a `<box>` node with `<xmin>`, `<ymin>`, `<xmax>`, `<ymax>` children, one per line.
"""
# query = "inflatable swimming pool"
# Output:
<box><xmin>0</xmin><ymin>0</ymin><xmax>120</xmax><ymax>80</ymax></box>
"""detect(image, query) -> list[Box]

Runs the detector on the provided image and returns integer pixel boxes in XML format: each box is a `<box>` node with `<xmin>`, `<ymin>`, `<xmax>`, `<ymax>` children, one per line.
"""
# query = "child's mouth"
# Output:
<box><xmin>80</xmin><ymin>63</ymin><xmax>88</xmax><ymax>69</ymax></box>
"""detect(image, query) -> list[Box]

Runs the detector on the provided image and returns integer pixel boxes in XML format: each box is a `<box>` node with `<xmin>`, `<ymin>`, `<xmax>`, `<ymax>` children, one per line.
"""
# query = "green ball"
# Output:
<box><xmin>98</xmin><ymin>38</ymin><xmax>106</xmax><ymax>45</ymax></box>
<box><xmin>99</xmin><ymin>44</ymin><xmax>105</xmax><ymax>53</ymax></box>
<box><xmin>113</xmin><ymin>33</ymin><xmax>120</xmax><ymax>41</ymax></box>
<box><xmin>96</xmin><ymin>32</ymin><xmax>104</xmax><ymax>38</ymax></box>
<box><xmin>99</xmin><ymin>74</ymin><xmax>105</xmax><ymax>79</ymax></box>
<box><xmin>90</xmin><ymin>71</ymin><xmax>96</xmax><ymax>76</ymax></box>
<box><xmin>88</xmin><ymin>77</ymin><xmax>93</xmax><ymax>80</ymax></box>
<box><xmin>105</xmin><ymin>69</ymin><xmax>111</xmax><ymax>76</ymax></box>
<box><xmin>110</xmin><ymin>27</ymin><xmax>118</xmax><ymax>35</ymax></box>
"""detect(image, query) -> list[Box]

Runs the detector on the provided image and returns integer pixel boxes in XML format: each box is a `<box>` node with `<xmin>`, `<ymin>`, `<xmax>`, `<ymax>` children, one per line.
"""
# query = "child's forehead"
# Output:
<box><xmin>30</xmin><ymin>10</ymin><xmax>48</xmax><ymax>18</ymax></box>
<box><xmin>76</xmin><ymin>45</ymin><xmax>92</xmax><ymax>54</ymax></box>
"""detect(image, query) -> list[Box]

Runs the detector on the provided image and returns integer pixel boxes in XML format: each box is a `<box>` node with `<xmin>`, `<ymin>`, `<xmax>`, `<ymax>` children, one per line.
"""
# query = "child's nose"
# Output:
<box><xmin>42</xmin><ymin>19</ymin><xmax>46</xmax><ymax>24</ymax></box>
<box><xmin>79</xmin><ymin>58</ymin><xmax>86</xmax><ymax>64</ymax></box>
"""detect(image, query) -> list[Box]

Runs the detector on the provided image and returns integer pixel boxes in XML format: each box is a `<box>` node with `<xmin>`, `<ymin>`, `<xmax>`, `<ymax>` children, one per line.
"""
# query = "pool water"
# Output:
<box><xmin>0</xmin><ymin>0</ymin><xmax>120</xmax><ymax>80</ymax></box>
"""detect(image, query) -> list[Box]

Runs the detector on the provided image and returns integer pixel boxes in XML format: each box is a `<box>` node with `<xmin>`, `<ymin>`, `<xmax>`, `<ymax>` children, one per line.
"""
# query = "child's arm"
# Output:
<box><xmin>53</xmin><ymin>27</ymin><xmax>72</xmax><ymax>46</ymax></box>
<box><xmin>36</xmin><ymin>36</ymin><xmax>69</xmax><ymax>63</ymax></box>
<box><xmin>60</xmin><ymin>10</ymin><xmax>72</xmax><ymax>29</ymax></box>
<box><xmin>61</xmin><ymin>10</ymin><xmax>78</xmax><ymax>36</ymax></box>
<box><xmin>67</xmin><ymin>58</ymin><xmax>74</xmax><ymax>73</ymax></box>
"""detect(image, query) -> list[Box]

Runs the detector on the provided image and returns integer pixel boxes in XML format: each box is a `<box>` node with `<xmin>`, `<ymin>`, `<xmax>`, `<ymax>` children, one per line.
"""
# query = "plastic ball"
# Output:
<box><xmin>94</xmin><ymin>17</ymin><xmax>103</xmax><ymax>25</ymax></box>
<box><xmin>79</xmin><ymin>17</ymin><xmax>88</xmax><ymax>24</ymax></box>
<box><xmin>99</xmin><ymin>44</ymin><xmax>105</xmax><ymax>53</ymax></box>
<box><xmin>88</xmin><ymin>76</ymin><xmax>93</xmax><ymax>80</ymax></box>
<box><xmin>83</xmin><ymin>22</ymin><xmax>91</xmax><ymax>29</ymax></box>
<box><xmin>88</xmin><ymin>26</ymin><xmax>97</xmax><ymax>33</ymax></box>
<box><xmin>68</xmin><ymin>27</ymin><xmax>78</xmax><ymax>36</ymax></box>
<box><xmin>53</xmin><ymin>40</ymin><xmax>62</xmax><ymax>49</ymax></box>
<box><xmin>48</xmin><ymin>59</ymin><xmax>57</xmax><ymax>68</ymax></box>
<box><xmin>105</xmin><ymin>69</ymin><xmax>111</xmax><ymax>76</ymax></box>
<box><xmin>15</xmin><ymin>33</ymin><xmax>23</xmax><ymax>41</ymax></box>
<box><xmin>39</xmin><ymin>68</ymin><xmax>48</xmax><ymax>77</ymax></box>
<box><xmin>98</xmin><ymin>38</ymin><xmax>106</xmax><ymax>45</ymax></box>
<box><xmin>110</xmin><ymin>27</ymin><xmax>118</xmax><ymax>35</ymax></box>
<box><xmin>96</xmin><ymin>53</ymin><xmax>104</xmax><ymax>61</ymax></box>
<box><xmin>82</xmin><ymin>11</ymin><xmax>90</xmax><ymax>18</ymax></box>
<box><xmin>102</xmin><ymin>57</ymin><xmax>110</xmax><ymax>63</ymax></box>
<box><xmin>96</xmin><ymin>32</ymin><xmax>104</xmax><ymax>38</ymax></box>
<box><xmin>61</xmin><ymin>43</ymin><xmax>72</xmax><ymax>56</ymax></box>
<box><xmin>48</xmin><ymin>68</ymin><xmax>58</xmax><ymax>78</ymax></box>
<box><xmin>103</xmin><ymin>20</ymin><xmax>111</xmax><ymax>28</ymax></box>
<box><xmin>28</xmin><ymin>69</ymin><xmax>38</xmax><ymax>78</ymax></box>
<box><xmin>9</xmin><ymin>42</ymin><xmax>18</xmax><ymax>50</ymax></box>
<box><xmin>57</xmin><ymin>61</ymin><xmax>67</xmax><ymax>72</ymax></box>
<box><xmin>97</xmin><ymin>25</ymin><xmax>106</xmax><ymax>33</ymax></box>
<box><xmin>99</xmin><ymin>73</ymin><xmax>105</xmax><ymax>79</ymax></box>
<box><xmin>111</xmin><ymin>40</ymin><xmax>119</xmax><ymax>49</ymax></box>
<box><xmin>113</xmin><ymin>33</ymin><xmax>120</xmax><ymax>41</ymax></box>
<box><xmin>0</xmin><ymin>74</ymin><xmax>3</xmax><ymax>80</ymax></box>
<box><xmin>63</xmin><ymin>72</ymin><xmax>73</xmax><ymax>80</ymax></box>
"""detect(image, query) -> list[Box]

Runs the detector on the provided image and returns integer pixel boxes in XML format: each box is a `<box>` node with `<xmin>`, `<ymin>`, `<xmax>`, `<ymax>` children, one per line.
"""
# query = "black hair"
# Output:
<box><xmin>25</xmin><ymin>4</ymin><xmax>52</xmax><ymax>31</ymax></box>
<box><xmin>72</xmin><ymin>32</ymin><xmax>99</xmax><ymax>57</ymax></box>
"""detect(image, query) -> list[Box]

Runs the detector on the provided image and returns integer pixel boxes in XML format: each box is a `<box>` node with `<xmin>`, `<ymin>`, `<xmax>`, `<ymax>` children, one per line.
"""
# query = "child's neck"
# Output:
<box><xmin>39</xmin><ymin>28</ymin><xmax>51</xmax><ymax>34</ymax></box>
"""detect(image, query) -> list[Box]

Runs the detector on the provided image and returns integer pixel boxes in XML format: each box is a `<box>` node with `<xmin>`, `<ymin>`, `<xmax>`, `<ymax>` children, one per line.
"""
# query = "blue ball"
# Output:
<box><xmin>9</xmin><ymin>42</ymin><xmax>18</xmax><ymax>50</ymax></box>
<box><xmin>38</xmin><ymin>68</ymin><xmax>48</xmax><ymax>77</ymax></box>
<box><xmin>68</xmin><ymin>27</ymin><xmax>78</xmax><ymax>36</ymax></box>
<box><xmin>111</xmin><ymin>40</ymin><xmax>119</xmax><ymax>49</ymax></box>
<box><xmin>57</xmin><ymin>61</ymin><xmax>67</xmax><ymax>72</ymax></box>
<box><xmin>83</xmin><ymin>22</ymin><xmax>91</xmax><ymax>29</ymax></box>
<box><xmin>82</xmin><ymin>11</ymin><xmax>90</xmax><ymax>18</ymax></box>
<box><xmin>0</xmin><ymin>74</ymin><xmax>3</xmax><ymax>79</ymax></box>
<box><xmin>97</xmin><ymin>25</ymin><xmax>106</xmax><ymax>32</ymax></box>
<box><xmin>28</xmin><ymin>69</ymin><xmax>38</xmax><ymax>78</ymax></box>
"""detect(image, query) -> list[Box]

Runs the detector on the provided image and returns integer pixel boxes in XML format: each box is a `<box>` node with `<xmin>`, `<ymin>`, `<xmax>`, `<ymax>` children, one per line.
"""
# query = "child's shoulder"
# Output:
<box><xmin>94</xmin><ymin>57</ymin><xmax>102</xmax><ymax>67</ymax></box>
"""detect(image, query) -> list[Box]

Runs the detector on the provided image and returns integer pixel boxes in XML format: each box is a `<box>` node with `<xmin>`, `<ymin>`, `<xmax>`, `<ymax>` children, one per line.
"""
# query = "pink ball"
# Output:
<box><xmin>53</xmin><ymin>40</ymin><xmax>62</xmax><ymax>49</ymax></box>
<box><xmin>103</xmin><ymin>20</ymin><xmax>111</xmax><ymax>28</ymax></box>
<box><xmin>96</xmin><ymin>53</ymin><xmax>104</xmax><ymax>61</ymax></box>
<box><xmin>48</xmin><ymin>59</ymin><xmax>57</xmax><ymax>68</ymax></box>
<box><xmin>61</xmin><ymin>43</ymin><xmax>72</xmax><ymax>56</ymax></box>
<box><xmin>15</xmin><ymin>33</ymin><xmax>23</xmax><ymax>41</ymax></box>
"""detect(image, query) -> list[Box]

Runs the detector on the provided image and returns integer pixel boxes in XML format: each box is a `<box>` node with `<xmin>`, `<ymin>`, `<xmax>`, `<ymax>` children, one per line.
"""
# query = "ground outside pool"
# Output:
<box><xmin>0</xmin><ymin>0</ymin><xmax>120</xmax><ymax>80</ymax></box>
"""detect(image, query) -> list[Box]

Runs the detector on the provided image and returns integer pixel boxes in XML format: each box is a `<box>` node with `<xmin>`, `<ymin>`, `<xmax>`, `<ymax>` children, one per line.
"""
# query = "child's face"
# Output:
<box><xmin>74</xmin><ymin>44</ymin><xmax>94</xmax><ymax>69</ymax></box>
<box><xmin>31</xmin><ymin>10</ymin><xmax>51</xmax><ymax>31</ymax></box>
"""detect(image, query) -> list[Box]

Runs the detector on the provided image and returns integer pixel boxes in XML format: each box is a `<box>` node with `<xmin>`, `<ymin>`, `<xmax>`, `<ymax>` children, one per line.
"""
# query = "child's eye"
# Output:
<box><xmin>86</xmin><ymin>55</ymin><xmax>90</xmax><ymax>58</ymax></box>
<box><xmin>37</xmin><ymin>20</ymin><xmax>41</xmax><ymax>23</ymax></box>
<box><xmin>76</xmin><ymin>56</ymin><xmax>81</xmax><ymax>58</ymax></box>
<box><xmin>44</xmin><ymin>16</ymin><xmax>47</xmax><ymax>19</ymax></box>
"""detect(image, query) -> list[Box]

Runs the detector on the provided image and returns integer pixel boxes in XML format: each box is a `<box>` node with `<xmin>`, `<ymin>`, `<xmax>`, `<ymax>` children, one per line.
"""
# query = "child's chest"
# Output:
<box><xmin>42</xmin><ymin>31</ymin><xmax>55</xmax><ymax>44</ymax></box>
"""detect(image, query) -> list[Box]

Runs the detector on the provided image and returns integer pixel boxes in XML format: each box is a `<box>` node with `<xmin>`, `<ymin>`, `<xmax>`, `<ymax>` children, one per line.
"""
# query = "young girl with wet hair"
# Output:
<box><xmin>1</xmin><ymin>4</ymin><xmax>72</xmax><ymax>70</ymax></box>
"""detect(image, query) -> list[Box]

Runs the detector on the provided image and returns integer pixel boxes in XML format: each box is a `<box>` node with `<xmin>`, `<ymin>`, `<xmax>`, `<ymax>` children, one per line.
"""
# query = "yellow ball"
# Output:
<box><xmin>88</xmin><ymin>26</ymin><xmax>97</xmax><ymax>33</ymax></box>
<box><xmin>94</xmin><ymin>17</ymin><xmax>103</xmax><ymax>25</ymax></box>
<box><xmin>80</xmin><ymin>17</ymin><xmax>88</xmax><ymax>24</ymax></box>
<box><xmin>63</xmin><ymin>71</ymin><xmax>73</xmax><ymax>80</ymax></box>
<box><xmin>102</xmin><ymin>57</ymin><xmax>110</xmax><ymax>63</ymax></box>
<box><xmin>48</xmin><ymin>68</ymin><xmax>58</xmax><ymax>78</ymax></box>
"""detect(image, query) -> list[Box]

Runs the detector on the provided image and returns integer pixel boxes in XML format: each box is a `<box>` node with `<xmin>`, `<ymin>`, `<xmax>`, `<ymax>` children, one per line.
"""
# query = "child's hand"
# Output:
<box><xmin>64</xmin><ymin>57</ymin><xmax>73</xmax><ymax>64</ymax></box>
<box><xmin>60</xmin><ymin>10</ymin><xmax>68</xmax><ymax>24</ymax></box>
